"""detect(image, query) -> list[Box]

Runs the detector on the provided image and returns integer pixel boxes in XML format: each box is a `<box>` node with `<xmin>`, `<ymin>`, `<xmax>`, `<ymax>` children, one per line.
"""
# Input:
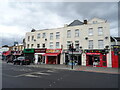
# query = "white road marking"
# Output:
<box><xmin>25</xmin><ymin>74</ymin><xmax>39</xmax><ymax>78</ymax></box>
<box><xmin>36</xmin><ymin>72</ymin><xmax>50</xmax><ymax>75</ymax></box>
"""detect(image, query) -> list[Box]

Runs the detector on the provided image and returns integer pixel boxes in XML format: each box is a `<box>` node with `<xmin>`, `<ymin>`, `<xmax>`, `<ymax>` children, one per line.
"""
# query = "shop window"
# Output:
<box><xmin>102</xmin><ymin>55</ymin><xmax>106</xmax><ymax>61</ymax></box>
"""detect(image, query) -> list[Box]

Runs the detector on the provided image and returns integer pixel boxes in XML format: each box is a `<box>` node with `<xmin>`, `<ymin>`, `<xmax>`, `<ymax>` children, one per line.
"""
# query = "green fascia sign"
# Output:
<box><xmin>23</xmin><ymin>49</ymin><xmax>34</xmax><ymax>53</ymax></box>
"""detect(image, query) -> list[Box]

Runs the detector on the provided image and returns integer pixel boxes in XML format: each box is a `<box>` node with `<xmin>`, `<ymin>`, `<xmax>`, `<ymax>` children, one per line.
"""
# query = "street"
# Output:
<box><xmin>2</xmin><ymin>61</ymin><xmax>118</xmax><ymax>88</ymax></box>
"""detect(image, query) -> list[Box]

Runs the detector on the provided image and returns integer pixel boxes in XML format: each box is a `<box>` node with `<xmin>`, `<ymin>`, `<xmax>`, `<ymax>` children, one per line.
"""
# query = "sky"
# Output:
<box><xmin>0</xmin><ymin>1</ymin><xmax>118</xmax><ymax>47</ymax></box>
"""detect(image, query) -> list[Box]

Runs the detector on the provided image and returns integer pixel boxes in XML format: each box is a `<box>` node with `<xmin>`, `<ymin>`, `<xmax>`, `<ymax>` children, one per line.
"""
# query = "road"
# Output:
<box><xmin>2</xmin><ymin>61</ymin><xmax>119</xmax><ymax>88</ymax></box>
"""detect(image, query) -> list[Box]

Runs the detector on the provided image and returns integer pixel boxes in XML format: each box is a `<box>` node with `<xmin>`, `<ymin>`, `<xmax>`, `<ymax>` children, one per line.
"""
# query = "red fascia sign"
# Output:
<box><xmin>86</xmin><ymin>53</ymin><xmax>101</xmax><ymax>55</ymax></box>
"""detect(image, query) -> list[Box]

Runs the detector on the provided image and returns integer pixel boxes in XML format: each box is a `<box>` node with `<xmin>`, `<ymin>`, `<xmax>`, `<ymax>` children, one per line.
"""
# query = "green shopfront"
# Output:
<box><xmin>23</xmin><ymin>49</ymin><xmax>34</xmax><ymax>63</ymax></box>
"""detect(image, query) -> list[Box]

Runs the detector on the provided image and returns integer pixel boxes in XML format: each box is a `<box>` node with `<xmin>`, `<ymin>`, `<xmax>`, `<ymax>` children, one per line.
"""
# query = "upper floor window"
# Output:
<box><xmin>75</xmin><ymin>41</ymin><xmax>79</xmax><ymax>49</ymax></box>
<box><xmin>67</xmin><ymin>30</ymin><xmax>71</xmax><ymax>38</ymax></box>
<box><xmin>31</xmin><ymin>44</ymin><xmax>34</xmax><ymax>48</ymax></box>
<box><xmin>56</xmin><ymin>32</ymin><xmax>60</xmax><ymax>39</ymax></box>
<box><xmin>98</xmin><ymin>27</ymin><xmax>103</xmax><ymax>35</ymax></box>
<box><xmin>37</xmin><ymin>33</ymin><xmax>41</xmax><ymax>39</ymax></box>
<box><xmin>88</xmin><ymin>28</ymin><xmax>93</xmax><ymax>36</ymax></box>
<box><xmin>42</xmin><ymin>43</ymin><xmax>45</xmax><ymax>48</ymax></box>
<box><xmin>28</xmin><ymin>36</ymin><xmax>30</xmax><ymax>41</ymax></box>
<box><xmin>98</xmin><ymin>40</ymin><xmax>104</xmax><ymax>49</ymax></box>
<box><xmin>42</xmin><ymin>33</ymin><xmax>46</xmax><ymax>38</ymax></box>
<box><xmin>56</xmin><ymin>42</ymin><xmax>60</xmax><ymax>48</ymax></box>
<box><xmin>75</xmin><ymin>29</ymin><xmax>79</xmax><ymax>37</ymax></box>
<box><xmin>37</xmin><ymin>44</ymin><xmax>40</xmax><ymax>48</ymax></box>
<box><xmin>31</xmin><ymin>36</ymin><xmax>34</xmax><ymax>41</ymax></box>
<box><xmin>88</xmin><ymin>40</ymin><xmax>93</xmax><ymax>49</ymax></box>
<box><xmin>67</xmin><ymin>41</ymin><xmax>72</xmax><ymax>49</ymax></box>
<box><xmin>50</xmin><ymin>42</ymin><xmax>53</xmax><ymax>49</ymax></box>
<box><xmin>50</xmin><ymin>33</ymin><xmax>53</xmax><ymax>40</ymax></box>
<box><xmin>27</xmin><ymin>44</ymin><xmax>29</xmax><ymax>48</ymax></box>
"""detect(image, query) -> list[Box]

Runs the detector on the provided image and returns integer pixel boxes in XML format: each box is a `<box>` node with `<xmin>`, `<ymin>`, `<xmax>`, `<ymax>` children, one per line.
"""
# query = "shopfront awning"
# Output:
<box><xmin>2</xmin><ymin>51</ymin><xmax>11</xmax><ymax>56</ymax></box>
<box><xmin>42</xmin><ymin>53</ymin><xmax>60</xmax><ymax>56</ymax></box>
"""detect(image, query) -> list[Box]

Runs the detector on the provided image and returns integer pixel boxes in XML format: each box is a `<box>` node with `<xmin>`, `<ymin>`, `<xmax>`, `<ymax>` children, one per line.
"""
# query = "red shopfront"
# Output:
<box><xmin>43</xmin><ymin>49</ymin><xmax>62</xmax><ymax>64</ymax></box>
<box><xmin>85</xmin><ymin>50</ymin><xmax>107</xmax><ymax>67</ymax></box>
<box><xmin>111</xmin><ymin>45</ymin><xmax>120</xmax><ymax>68</ymax></box>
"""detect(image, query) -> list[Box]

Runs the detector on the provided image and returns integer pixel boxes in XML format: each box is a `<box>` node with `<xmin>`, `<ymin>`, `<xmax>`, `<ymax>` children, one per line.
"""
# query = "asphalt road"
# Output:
<box><xmin>2</xmin><ymin>61</ymin><xmax>119</xmax><ymax>88</ymax></box>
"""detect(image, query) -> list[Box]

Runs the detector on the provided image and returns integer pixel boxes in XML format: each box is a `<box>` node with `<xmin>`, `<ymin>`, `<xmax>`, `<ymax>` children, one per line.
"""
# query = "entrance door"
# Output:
<box><xmin>78</xmin><ymin>55</ymin><xmax>81</xmax><ymax>65</ymax></box>
<box><xmin>48</xmin><ymin>56</ymin><xmax>56</xmax><ymax>64</ymax></box>
<box><xmin>101</xmin><ymin>54</ymin><xmax>107</xmax><ymax>67</ymax></box>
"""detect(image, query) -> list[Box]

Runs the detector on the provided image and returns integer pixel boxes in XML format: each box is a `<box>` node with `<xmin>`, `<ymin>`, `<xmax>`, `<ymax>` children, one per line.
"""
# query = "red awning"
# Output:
<box><xmin>42</xmin><ymin>53</ymin><xmax>60</xmax><ymax>56</ymax></box>
<box><xmin>2</xmin><ymin>51</ymin><xmax>11</xmax><ymax>56</ymax></box>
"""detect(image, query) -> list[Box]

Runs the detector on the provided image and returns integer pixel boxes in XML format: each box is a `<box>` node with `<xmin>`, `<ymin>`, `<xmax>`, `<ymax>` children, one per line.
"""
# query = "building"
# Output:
<box><xmin>25</xmin><ymin>17</ymin><xmax>111</xmax><ymax>67</ymax></box>
<box><xmin>110</xmin><ymin>37</ymin><xmax>120</xmax><ymax>68</ymax></box>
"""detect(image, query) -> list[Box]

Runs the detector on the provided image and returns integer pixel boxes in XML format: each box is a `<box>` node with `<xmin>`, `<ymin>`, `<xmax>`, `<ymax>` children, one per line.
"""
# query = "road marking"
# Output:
<box><xmin>36</xmin><ymin>72</ymin><xmax>50</xmax><ymax>75</ymax></box>
<box><xmin>25</xmin><ymin>74</ymin><xmax>40</xmax><ymax>78</ymax></box>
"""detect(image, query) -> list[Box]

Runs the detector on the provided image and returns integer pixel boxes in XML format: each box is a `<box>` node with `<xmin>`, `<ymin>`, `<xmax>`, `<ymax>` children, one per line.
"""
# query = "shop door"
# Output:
<box><xmin>78</xmin><ymin>55</ymin><xmax>81</xmax><ymax>65</ymax></box>
<box><xmin>86</xmin><ymin>55</ymin><xmax>93</xmax><ymax>66</ymax></box>
<box><xmin>101</xmin><ymin>55</ymin><xmax>107</xmax><ymax>67</ymax></box>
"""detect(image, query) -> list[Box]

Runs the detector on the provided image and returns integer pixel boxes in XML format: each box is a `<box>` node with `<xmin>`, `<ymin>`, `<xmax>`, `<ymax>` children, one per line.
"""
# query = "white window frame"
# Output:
<box><xmin>67</xmin><ymin>41</ymin><xmax>72</xmax><ymax>49</ymax></box>
<box><xmin>56</xmin><ymin>32</ymin><xmax>60</xmax><ymax>39</ymax></box>
<box><xmin>50</xmin><ymin>33</ymin><xmax>53</xmax><ymax>40</ymax></box>
<box><xmin>75</xmin><ymin>29</ymin><xmax>79</xmax><ymax>37</ymax></box>
<box><xmin>49</xmin><ymin>42</ymin><xmax>53</xmax><ymax>49</ymax></box>
<box><xmin>56</xmin><ymin>42</ymin><xmax>60</xmax><ymax>48</ymax></box>
<box><xmin>31</xmin><ymin>36</ymin><xmax>34</xmax><ymax>41</ymax></box>
<box><xmin>98</xmin><ymin>40</ymin><xmax>104</xmax><ymax>49</ymax></box>
<box><xmin>37</xmin><ymin>33</ymin><xmax>41</xmax><ymax>39</ymax></box>
<box><xmin>88</xmin><ymin>40</ymin><xmax>93</xmax><ymax>49</ymax></box>
<box><xmin>98</xmin><ymin>27</ymin><xmax>103</xmax><ymax>36</ymax></box>
<box><xmin>28</xmin><ymin>36</ymin><xmax>30</xmax><ymax>41</ymax></box>
<box><xmin>42</xmin><ymin>33</ymin><xmax>46</xmax><ymax>38</ymax></box>
<box><xmin>67</xmin><ymin>30</ymin><xmax>71</xmax><ymax>38</ymax></box>
<box><xmin>88</xmin><ymin>28</ymin><xmax>93</xmax><ymax>36</ymax></box>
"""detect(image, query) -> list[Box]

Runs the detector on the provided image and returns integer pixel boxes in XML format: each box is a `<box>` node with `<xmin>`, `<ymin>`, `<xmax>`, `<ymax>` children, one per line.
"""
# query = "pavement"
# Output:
<box><xmin>25</xmin><ymin>63</ymin><xmax>120</xmax><ymax>74</ymax></box>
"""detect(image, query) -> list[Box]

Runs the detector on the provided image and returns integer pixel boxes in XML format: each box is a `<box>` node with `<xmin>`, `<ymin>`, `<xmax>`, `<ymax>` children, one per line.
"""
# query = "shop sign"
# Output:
<box><xmin>69</xmin><ymin>51</ymin><xmax>82</xmax><ymax>54</ymax></box>
<box><xmin>86</xmin><ymin>53</ymin><xmax>101</xmax><ymax>55</ymax></box>
<box><xmin>84</xmin><ymin>50</ymin><xmax>105</xmax><ymax>53</ymax></box>
<box><xmin>46</xmin><ymin>49</ymin><xmax>61</xmax><ymax>53</ymax></box>
<box><xmin>34</xmin><ymin>49</ymin><xmax>46</xmax><ymax>53</ymax></box>
<box><xmin>23</xmin><ymin>49</ymin><xmax>34</xmax><ymax>53</ymax></box>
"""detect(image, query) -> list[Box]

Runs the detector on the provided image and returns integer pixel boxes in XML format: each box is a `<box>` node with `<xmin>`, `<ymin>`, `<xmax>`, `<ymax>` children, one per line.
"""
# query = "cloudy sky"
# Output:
<box><xmin>0</xmin><ymin>1</ymin><xmax>118</xmax><ymax>47</ymax></box>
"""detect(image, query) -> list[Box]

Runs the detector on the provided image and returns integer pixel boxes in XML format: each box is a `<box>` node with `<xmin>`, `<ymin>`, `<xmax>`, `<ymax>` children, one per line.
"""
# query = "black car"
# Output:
<box><xmin>13</xmin><ymin>56</ymin><xmax>31</xmax><ymax>65</ymax></box>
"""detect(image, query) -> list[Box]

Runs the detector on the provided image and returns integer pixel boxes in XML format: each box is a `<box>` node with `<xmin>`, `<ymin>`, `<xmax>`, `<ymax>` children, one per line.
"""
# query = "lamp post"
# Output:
<box><xmin>71</xmin><ymin>43</ymin><xmax>74</xmax><ymax>69</ymax></box>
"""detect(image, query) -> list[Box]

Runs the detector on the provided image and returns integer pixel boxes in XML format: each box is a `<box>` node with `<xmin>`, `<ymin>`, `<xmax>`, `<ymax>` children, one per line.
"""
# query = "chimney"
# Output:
<box><xmin>83</xmin><ymin>20</ymin><xmax>87</xmax><ymax>24</ymax></box>
<box><xmin>64</xmin><ymin>24</ymin><xmax>68</xmax><ymax>27</ymax></box>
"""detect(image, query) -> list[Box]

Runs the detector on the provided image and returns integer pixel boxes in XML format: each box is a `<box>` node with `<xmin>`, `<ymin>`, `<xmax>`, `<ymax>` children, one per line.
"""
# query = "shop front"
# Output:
<box><xmin>23</xmin><ymin>49</ymin><xmax>34</xmax><ymax>63</ymax></box>
<box><xmin>34</xmin><ymin>49</ymin><xmax>46</xmax><ymax>64</ymax></box>
<box><xmin>43</xmin><ymin>49</ymin><xmax>62</xmax><ymax>64</ymax></box>
<box><xmin>63</xmin><ymin>49</ymin><xmax>82</xmax><ymax>65</ymax></box>
<box><xmin>85</xmin><ymin>50</ymin><xmax>108</xmax><ymax>67</ymax></box>
<box><xmin>111</xmin><ymin>45</ymin><xmax>120</xmax><ymax>68</ymax></box>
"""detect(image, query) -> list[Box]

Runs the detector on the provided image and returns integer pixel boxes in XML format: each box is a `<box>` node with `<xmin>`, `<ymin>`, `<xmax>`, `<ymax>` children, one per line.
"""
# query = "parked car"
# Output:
<box><xmin>13</xmin><ymin>56</ymin><xmax>31</xmax><ymax>65</ymax></box>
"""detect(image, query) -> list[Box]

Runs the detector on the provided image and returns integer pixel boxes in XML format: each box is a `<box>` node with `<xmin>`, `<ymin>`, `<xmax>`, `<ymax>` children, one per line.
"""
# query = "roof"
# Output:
<box><xmin>67</xmin><ymin>20</ymin><xmax>83</xmax><ymax>27</ymax></box>
<box><xmin>111</xmin><ymin>37</ymin><xmax>120</xmax><ymax>42</ymax></box>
